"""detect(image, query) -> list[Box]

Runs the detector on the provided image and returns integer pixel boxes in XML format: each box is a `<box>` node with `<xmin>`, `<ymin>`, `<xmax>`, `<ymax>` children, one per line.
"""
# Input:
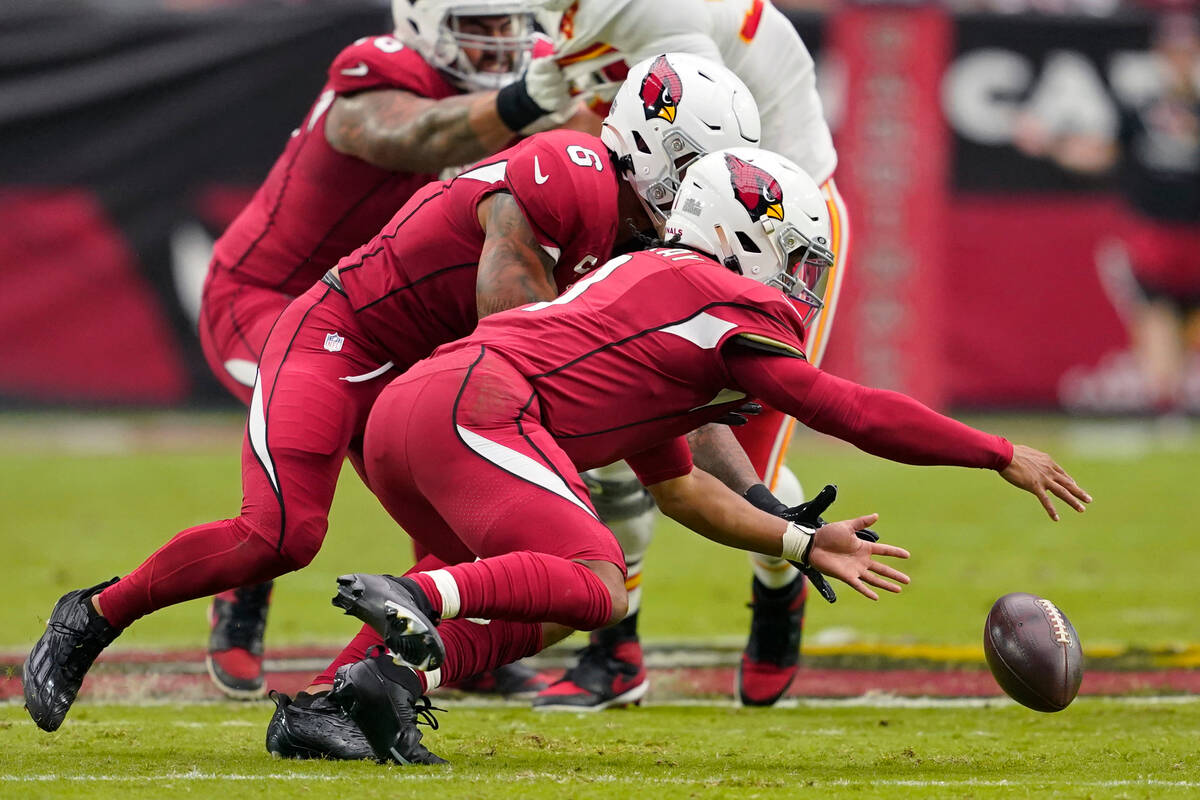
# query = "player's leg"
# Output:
<box><xmin>323</xmin><ymin>354</ymin><xmax>629</xmax><ymax>760</ymax></box>
<box><xmin>732</xmin><ymin>177</ymin><xmax>850</xmax><ymax>707</ymax></box>
<box><xmin>353</xmin><ymin>349</ymin><xmax>628</xmax><ymax>633</ymax></box>
<box><xmin>533</xmin><ymin>460</ymin><xmax>653</xmax><ymax>711</ymax></box>
<box><xmin>23</xmin><ymin>286</ymin><xmax>382</xmax><ymax>731</ymax></box>
<box><xmin>269</xmin><ymin>552</ymin><xmax>556</xmax><ymax>762</ymax></box>
<box><xmin>198</xmin><ymin>280</ymin><xmax>295</xmax><ymax>698</ymax></box>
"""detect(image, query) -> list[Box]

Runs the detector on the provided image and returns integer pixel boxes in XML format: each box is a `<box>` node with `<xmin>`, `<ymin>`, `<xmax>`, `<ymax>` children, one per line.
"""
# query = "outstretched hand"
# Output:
<box><xmin>1000</xmin><ymin>444</ymin><xmax>1092</xmax><ymax>521</ymax></box>
<box><xmin>801</xmin><ymin>514</ymin><xmax>911</xmax><ymax>601</ymax></box>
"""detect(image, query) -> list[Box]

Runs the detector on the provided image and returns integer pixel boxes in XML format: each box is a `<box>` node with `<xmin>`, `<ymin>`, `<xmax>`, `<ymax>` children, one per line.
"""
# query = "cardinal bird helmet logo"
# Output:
<box><xmin>725</xmin><ymin>153</ymin><xmax>784</xmax><ymax>223</ymax></box>
<box><xmin>640</xmin><ymin>55</ymin><xmax>683</xmax><ymax>124</ymax></box>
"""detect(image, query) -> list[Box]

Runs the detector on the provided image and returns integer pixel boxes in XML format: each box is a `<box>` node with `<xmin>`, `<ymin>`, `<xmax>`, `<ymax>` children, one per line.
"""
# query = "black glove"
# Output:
<box><xmin>775</xmin><ymin>484</ymin><xmax>879</xmax><ymax>605</ymax></box>
<box><xmin>713</xmin><ymin>401</ymin><xmax>763</xmax><ymax>427</ymax></box>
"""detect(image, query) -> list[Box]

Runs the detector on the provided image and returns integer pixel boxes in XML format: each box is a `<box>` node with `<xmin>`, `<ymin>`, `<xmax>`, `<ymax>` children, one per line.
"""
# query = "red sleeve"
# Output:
<box><xmin>328</xmin><ymin>37</ymin><xmax>456</xmax><ymax>98</ymax></box>
<box><xmin>625</xmin><ymin>436</ymin><xmax>694</xmax><ymax>486</ymax></box>
<box><xmin>724</xmin><ymin>348</ymin><xmax>1014</xmax><ymax>470</ymax></box>
<box><xmin>501</xmin><ymin>132</ymin><xmax>619</xmax><ymax>255</ymax></box>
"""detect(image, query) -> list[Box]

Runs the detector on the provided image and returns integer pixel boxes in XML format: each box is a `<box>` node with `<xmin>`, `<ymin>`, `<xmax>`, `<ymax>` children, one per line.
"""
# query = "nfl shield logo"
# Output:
<box><xmin>323</xmin><ymin>332</ymin><xmax>344</xmax><ymax>353</ymax></box>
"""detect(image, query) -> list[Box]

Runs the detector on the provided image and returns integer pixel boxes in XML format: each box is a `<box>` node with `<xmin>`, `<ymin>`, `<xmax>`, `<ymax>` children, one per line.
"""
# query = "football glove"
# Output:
<box><xmin>744</xmin><ymin>483</ymin><xmax>879</xmax><ymax>605</ymax></box>
<box><xmin>713</xmin><ymin>401</ymin><xmax>763</xmax><ymax>427</ymax></box>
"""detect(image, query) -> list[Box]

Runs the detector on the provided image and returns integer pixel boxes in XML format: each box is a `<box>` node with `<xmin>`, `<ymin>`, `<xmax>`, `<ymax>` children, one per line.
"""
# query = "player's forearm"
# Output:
<box><xmin>647</xmin><ymin>468</ymin><xmax>787</xmax><ymax>556</ymax></box>
<box><xmin>727</xmin><ymin>349</ymin><xmax>1012</xmax><ymax>470</ymax></box>
<box><xmin>326</xmin><ymin>90</ymin><xmax>515</xmax><ymax>174</ymax></box>
<box><xmin>475</xmin><ymin>193</ymin><xmax>557</xmax><ymax>317</ymax></box>
<box><xmin>685</xmin><ymin>424</ymin><xmax>760</xmax><ymax>494</ymax></box>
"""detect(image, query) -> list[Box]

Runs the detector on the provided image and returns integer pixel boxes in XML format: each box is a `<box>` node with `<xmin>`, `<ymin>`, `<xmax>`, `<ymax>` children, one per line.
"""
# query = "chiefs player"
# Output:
<box><xmin>528</xmin><ymin>0</ymin><xmax>850</xmax><ymax>709</ymax></box>
<box><xmin>197</xmin><ymin>0</ymin><xmax>579</xmax><ymax>699</ymax></box>
<box><xmin>22</xmin><ymin>55</ymin><xmax>763</xmax><ymax>741</ymax></box>
<box><xmin>320</xmin><ymin>149</ymin><xmax>1089</xmax><ymax>764</ymax></box>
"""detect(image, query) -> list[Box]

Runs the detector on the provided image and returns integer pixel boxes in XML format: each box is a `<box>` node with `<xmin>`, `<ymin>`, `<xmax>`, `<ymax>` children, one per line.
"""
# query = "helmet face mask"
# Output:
<box><xmin>665</xmin><ymin>148</ymin><xmax>835</xmax><ymax>327</ymax></box>
<box><xmin>394</xmin><ymin>1</ymin><xmax>534</xmax><ymax>91</ymax></box>
<box><xmin>601</xmin><ymin>53</ymin><xmax>761</xmax><ymax>229</ymax></box>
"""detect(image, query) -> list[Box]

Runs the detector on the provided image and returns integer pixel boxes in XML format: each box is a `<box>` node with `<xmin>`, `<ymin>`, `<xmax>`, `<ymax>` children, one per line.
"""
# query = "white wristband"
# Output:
<box><xmin>780</xmin><ymin>521</ymin><xmax>817</xmax><ymax>565</ymax></box>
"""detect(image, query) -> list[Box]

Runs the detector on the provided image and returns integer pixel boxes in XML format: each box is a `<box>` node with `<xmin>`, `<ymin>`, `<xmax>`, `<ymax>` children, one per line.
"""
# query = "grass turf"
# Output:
<box><xmin>2</xmin><ymin>699</ymin><xmax>1199</xmax><ymax>798</ymax></box>
<box><xmin>2</xmin><ymin>412</ymin><xmax>1197</xmax><ymax>654</ymax></box>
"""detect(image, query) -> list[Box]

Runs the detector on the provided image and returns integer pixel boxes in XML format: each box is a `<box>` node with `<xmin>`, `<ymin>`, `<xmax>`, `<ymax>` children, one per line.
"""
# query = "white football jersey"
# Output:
<box><xmin>538</xmin><ymin>0</ymin><xmax>837</xmax><ymax>184</ymax></box>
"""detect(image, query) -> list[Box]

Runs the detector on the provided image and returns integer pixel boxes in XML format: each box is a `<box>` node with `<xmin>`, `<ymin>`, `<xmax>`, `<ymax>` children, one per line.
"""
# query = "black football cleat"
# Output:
<box><xmin>737</xmin><ymin>575</ymin><xmax>808</xmax><ymax>707</ymax></box>
<box><xmin>207</xmin><ymin>581</ymin><xmax>273</xmax><ymax>699</ymax></box>
<box><xmin>23</xmin><ymin>578</ymin><xmax>122</xmax><ymax>731</ymax></box>
<box><xmin>534</xmin><ymin>615</ymin><xmax>648</xmax><ymax>711</ymax></box>
<box><xmin>329</xmin><ymin>657</ymin><xmax>447</xmax><ymax>765</ymax></box>
<box><xmin>265</xmin><ymin>690</ymin><xmax>373</xmax><ymax>760</ymax></box>
<box><xmin>332</xmin><ymin>574</ymin><xmax>445</xmax><ymax>671</ymax></box>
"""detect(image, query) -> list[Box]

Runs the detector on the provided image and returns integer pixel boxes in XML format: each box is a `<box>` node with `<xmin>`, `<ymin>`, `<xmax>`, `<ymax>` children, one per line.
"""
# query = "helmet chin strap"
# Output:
<box><xmin>713</xmin><ymin>224</ymin><xmax>741</xmax><ymax>275</ymax></box>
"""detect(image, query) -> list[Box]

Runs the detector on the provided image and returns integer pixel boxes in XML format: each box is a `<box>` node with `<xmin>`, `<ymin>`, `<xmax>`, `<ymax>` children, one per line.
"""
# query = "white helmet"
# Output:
<box><xmin>601</xmin><ymin>53</ymin><xmax>761</xmax><ymax>227</ymax></box>
<box><xmin>664</xmin><ymin>148</ymin><xmax>834</xmax><ymax>325</ymax></box>
<box><xmin>392</xmin><ymin>0</ymin><xmax>535</xmax><ymax>90</ymax></box>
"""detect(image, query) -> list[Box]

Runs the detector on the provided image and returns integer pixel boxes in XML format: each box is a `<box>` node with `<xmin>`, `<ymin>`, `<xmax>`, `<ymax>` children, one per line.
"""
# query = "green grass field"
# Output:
<box><xmin>2</xmin><ymin>413</ymin><xmax>1197</xmax><ymax>652</ymax></box>
<box><xmin>2</xmin><ymin>412</ymin><xmax>1198</xmax><ymax>799</ymax></box>
<box><xmin>3</xmin><ymin>700</ymin><xmax>1199</xmax><ymax>798</ymax></box>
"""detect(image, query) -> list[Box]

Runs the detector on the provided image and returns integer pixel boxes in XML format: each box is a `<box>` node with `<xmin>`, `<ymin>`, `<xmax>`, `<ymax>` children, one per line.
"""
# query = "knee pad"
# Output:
<box><xmin>583</xmin><ymin>462</ymin><xmax>656</xmax><ymax>561</ymax></box>
<box><xmin>583</xmin><ymin>462</ymin><xmax>656</xmax><ymax>524</ymax></box>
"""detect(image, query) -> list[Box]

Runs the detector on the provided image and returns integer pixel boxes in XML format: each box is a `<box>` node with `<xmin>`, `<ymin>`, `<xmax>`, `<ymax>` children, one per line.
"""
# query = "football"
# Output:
<box><xmin>983</xmin><ymin>592</ymin><xmax>1083</xmax><ymax>712</ymax></box>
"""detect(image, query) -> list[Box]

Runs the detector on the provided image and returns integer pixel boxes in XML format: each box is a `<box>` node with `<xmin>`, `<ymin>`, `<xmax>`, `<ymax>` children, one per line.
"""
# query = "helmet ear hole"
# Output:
<box><xmin>632</xmin><ymin>131</ymin><xmax>653</xmax><ymax>155</ymax></box>
<box><xmin>735</xmin><ymin>231</ymin><xmax>761</xmax><ymax>254</ymax></box>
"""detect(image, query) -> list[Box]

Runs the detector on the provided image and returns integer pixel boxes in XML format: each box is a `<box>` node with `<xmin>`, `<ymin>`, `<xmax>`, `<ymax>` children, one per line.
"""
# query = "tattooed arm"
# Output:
<box><xmin>475</xmin><ymin>192</ymin><xmax>557</xmax><ymax>317</ymax></box>
<box><xmin>325</xmin><ymin>89</ymin><xmax>516</xmax><ymax>174</ymax></box>
<box><xmin>686</xmin><ymin>424</ymin><xmax>761</xmax><ymax>495</ymax></box>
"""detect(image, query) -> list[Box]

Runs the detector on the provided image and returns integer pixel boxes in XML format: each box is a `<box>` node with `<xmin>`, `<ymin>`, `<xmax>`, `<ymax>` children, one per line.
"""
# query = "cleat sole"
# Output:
<box><xmin>533</xmin><ymin>680</ymin><xmax>649</xmax><ymax>713</ymax></box>
<box><xmin>384</xmin><ymin>604</ymin><xmax>445</xmax><ymax>672</ymax></box>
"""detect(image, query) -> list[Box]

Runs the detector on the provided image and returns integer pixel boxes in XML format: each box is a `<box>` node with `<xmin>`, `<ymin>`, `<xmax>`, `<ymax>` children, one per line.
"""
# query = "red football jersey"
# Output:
<box><xmin>439</xmin><ymin>247</ymin><xmax>808</xmax><ymax>471</ymax></box>
<box><xmin>209</xmin><ymin>36</ymin><xmax>457</xmax><ymax>298</ymax></box>
<box><xmin>338</xmin><ymin>129</ymin><xmax>621</xmax><ymax>369</ymax></box>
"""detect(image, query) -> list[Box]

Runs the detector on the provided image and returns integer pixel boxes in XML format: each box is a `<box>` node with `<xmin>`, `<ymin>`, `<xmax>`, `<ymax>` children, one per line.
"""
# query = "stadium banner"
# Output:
<box><xmin>820</xmin><ymin>4</ymin><xmax>952</xmax><ymax>409</ymax></box>
<box><xmin>940</xmin><ymin>13</ymin><xmax>1159</xmax><ymax>412</ymax></box>
<box><xmin>0</xmin><ymin>4</ymin><xmax>1169</xmax><ymax>410</ymax></box>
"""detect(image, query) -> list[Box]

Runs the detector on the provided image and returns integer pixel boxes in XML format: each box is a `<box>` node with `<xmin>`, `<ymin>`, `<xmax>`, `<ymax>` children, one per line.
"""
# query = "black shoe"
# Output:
<box><xmin>265</xmin><ymin>690</ymin><xmax>373</xmax><ymax>760</ymax></box>
<box><xmin>442</xmin><ymin>661</ymin><xmax>551</xmax><ymax>699</ymax></box>
<box><xmin>23</xmin><ymin>578</ymin><xmax>121</xmax><ymax>731</ymax></box>
<box><xmin>207</xmin><ymin>581</ymin><xmax>273</xmax><ymax>699</ymax></box>
<box><xmin>737</xmin><ymin>576</ymin><xmax>807</xmax><ymax>707</ymax></box>
<box><xmin>332</xmin><ymin>574</ymin><xmax>444</xmax><ymax>671</ymax></box>
<box><xmin>329</xmin><ymin>657</ymin><xmax>447</xmax><ymax>765</ymax></box>
<box><xmin>533</xmin><ymin>614</ymin><xmax>648</xmax><ymax>711</ymax></box>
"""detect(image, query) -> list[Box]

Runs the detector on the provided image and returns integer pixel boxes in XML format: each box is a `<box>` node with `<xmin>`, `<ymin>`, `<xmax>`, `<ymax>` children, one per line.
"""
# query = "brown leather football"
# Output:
<box><xmin>983</xmin><ymin>592</ymin><xmax>1083</xmax><ymax>712</ymax></box>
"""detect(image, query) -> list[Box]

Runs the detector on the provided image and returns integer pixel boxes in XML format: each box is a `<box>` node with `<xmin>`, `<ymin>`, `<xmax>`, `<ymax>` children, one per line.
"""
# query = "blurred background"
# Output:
<box><xmin>2</xmin><ymin>0</ymin><xmax>1197</xmax><ymax>655</ymax></box>
<box><xmin>3</xmin><ymin>0</ymin><xmax>1198</xmax><ymax>414</ymax></box>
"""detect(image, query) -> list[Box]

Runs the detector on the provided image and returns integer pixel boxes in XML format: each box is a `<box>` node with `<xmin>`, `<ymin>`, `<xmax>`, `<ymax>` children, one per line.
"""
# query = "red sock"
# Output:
<box><xmin>409</xmin><ymin>551</ymin><xmax>614</xmax><ymax>631</ymax></box>
<box><xmin>432</xmin><ymin>618</ymin><xmax>543</xmax><ymax>686</ymax></box>
<box><xmin>313</xmin><ymin>624</ymin><xmax>385</xmax><ymax>686</ymax></box>
<box><xmin>97</xmin><ymin>518</ymin><xmax>286</xmax><ymax>629</ymax></box>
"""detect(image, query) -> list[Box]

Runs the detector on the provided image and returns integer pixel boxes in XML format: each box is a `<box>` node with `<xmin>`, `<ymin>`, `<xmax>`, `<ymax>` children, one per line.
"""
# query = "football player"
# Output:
<box><xmin>197</xmin><ymin>0</ymin><xmax>578</xmax><ymax>698</ymax></box>
<box><xmin>22</xmin><ymin>54</ymin><xmax>764</xmax><ymax>739</ymax></box>
<box><xmin>529</xmin><ymin>0</ymin><xmax>850</xmax><ymax>709</ymax></box>
<box><xmin>320</xmin><ymin>148</ymin><xmax>1089</xmax><ymax>764</ymax></box>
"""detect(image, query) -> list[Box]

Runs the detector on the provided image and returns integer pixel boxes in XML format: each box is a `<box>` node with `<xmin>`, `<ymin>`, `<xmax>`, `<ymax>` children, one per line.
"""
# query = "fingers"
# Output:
<box><xmin>871</xmin><ymin>543</ymin><xmax>910</xmax><ymax>560</ymax></box>
<box><xmin>852</xmin><ymin>513</ymin><xmax>880</xmax><ymax>530</ymax></box>
<box><xmin>1035</xmin><ymin>488</ymin><xmax>1059</xmax><ymax>521</ymax></box>
<box><xmin>846</xmin><ymin>576</ymin><xmax>879</xmax><ymax>602</ymax></box>
<box><xmin>860</xmin><ymin>571</ymin><xmax>905</xmax><ymax>594</ymax></box>
<box><xmin>869</xmin><ymin>561</ymin><xmax>911</xmax><ymax>584</ymax></box>
<box><xmin>1047</xmin><ymin>478</ymin><xmax>1088</xmax><ymax>513</ymax></box>
<box><xmin>1055</xmin><ymin>470</ymin><xmax>1092</xmax><ymax>509</ymax></box>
